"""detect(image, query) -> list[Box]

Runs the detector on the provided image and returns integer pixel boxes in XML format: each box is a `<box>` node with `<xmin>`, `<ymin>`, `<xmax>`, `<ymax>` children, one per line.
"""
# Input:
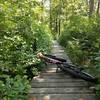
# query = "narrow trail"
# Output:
<box><xmin>29</xmin><ymin>41</ymin><xmax>96</xmax><ymax>100</ymax></box>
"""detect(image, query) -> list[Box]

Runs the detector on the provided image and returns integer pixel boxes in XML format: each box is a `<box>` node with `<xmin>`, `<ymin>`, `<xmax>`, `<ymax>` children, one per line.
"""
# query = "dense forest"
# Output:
<box><xmin>0</xmin><ymin>0</ymin><xmax>100</xmax><ymax>100</ymax></box>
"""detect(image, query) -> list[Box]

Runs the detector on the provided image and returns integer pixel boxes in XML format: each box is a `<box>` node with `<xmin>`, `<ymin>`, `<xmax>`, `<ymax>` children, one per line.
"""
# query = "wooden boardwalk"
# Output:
<box><xmin>29</xmin><ymin>41</ymin><xmax>96</xmax><ymax>100</ymax></box>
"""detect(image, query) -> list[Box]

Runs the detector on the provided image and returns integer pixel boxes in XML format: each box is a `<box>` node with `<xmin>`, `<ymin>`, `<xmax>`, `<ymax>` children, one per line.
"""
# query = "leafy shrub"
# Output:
<box><xmin>59</xmin><ymin>15</ymin><xmax>100</xmax><ymax>99</ymax></box>
<box><xmin>95</xmin><ymin>84</ymin><xmax>100</xmax><ymax>100</ymax></box>
<box><xmin>0</xmin><ymin>0</ymin><xmax>52</xmax><ymax>99</ymax></box>
<box><xmin>59</xmin><ymin>15</ymin><xmax>100</xmax><ymax>66</ymax></box>
<box><xmin>0</xmin><ymin>75</ymin><xmax>30</xmax><ymax>100</ymax></box>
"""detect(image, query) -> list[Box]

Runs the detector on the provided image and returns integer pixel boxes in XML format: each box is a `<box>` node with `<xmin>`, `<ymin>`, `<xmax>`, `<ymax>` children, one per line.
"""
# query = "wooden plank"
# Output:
<box><xmin>32</xmin><ymin>78</ymin><xmax>86</xmax><ymax>83</ymax></box>
<box><xmin>29</xmin><ymin>87</ymin><xmax>93</xmax><ymax>94</ymax></box>
<box><xmin>29</xmin><ymin>94</ymin><xmax>96</xmax><ymax>100</ymax></box>
<box><xmin>31</xmin><ymin>82</ymin><xmax>88</xmax><ymax>88</ymax></box>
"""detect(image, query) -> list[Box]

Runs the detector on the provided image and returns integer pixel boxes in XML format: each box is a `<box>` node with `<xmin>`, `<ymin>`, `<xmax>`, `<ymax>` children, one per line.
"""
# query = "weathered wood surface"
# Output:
<box><xmin>29</xmin><ymin>41</ymin><xmax>96</xmax><ymax>100</ymax></box>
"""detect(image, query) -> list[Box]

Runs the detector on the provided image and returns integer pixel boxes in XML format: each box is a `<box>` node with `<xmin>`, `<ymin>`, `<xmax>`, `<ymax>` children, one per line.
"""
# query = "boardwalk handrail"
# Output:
<box><xmin>37</xmin><ymin>52</ymin><xmax>98</xmax><ymax>83</ymax></box>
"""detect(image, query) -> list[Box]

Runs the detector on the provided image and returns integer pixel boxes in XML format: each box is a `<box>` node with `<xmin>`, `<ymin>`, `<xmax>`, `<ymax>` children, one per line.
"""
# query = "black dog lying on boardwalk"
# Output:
<box><xmin>37</xmin><ymin>52</ymin><xmax>98</xmax><ymax>83</ymax></box>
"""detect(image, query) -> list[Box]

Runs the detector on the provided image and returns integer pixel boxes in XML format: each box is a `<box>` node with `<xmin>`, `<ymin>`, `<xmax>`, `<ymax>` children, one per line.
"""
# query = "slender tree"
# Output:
<box><xmin>97</xmin><ymin>0</ymin><xmax>100</xmax><ymax>14</ymax></box>
<box><xmin>89</xmin><ymin>0</ymin><xmax>94</xmax><ymax>17</ymax></box>
<box><xmin>49</xmin><ymin>0</ymin><xmax>52</xmax><ymax>32</ymax></box>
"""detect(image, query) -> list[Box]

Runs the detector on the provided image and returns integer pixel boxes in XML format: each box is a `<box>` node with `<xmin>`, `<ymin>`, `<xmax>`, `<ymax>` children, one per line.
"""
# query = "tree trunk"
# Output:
<box><xmin>50</xmin><ymin>0</ymin><xmax>52</xmax><ymax>32</ymax></box>
<box><xmin>89</xmin><ymin>0</ymin><xmax>94</xmax><ymax>17</ymax></box>
<box><xmin>55</xmin><ymin>18</ymin><xmax>58</xmax><ymax>33</ymax></box>
<box><xmin>97</xmin><ymin>0</ymin><xmax>100</xmax><ymax>14</ymax></box>
<box><xmin>58</xmin><ymin>18</ymin><xmax>61</xmax><ymax>35</ymax></box>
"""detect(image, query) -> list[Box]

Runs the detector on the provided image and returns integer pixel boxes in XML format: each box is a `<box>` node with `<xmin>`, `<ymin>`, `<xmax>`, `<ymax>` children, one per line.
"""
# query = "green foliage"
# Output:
<box><xmin>0</xmin><ymin>0</ymin><xmax>52</xmax><ymax>99</ymax></box>
<box><xmin>95</xmin><ymin>84</ymin><xmax>100</xmax><ymax>100</ymax></box>
<box><xmin>58</xmin><ymin>3</ymin><xmax>100</xmax><ymax>99</ymax></box>
<box><xmin>59</xmin><ymin>15</ymin><xmax>100</xmax><ymax>66</ymax></box>
<box><xmin>59</xmin><ymin>18</ymin><xmax>100</xmax><ymax>99</ymax></box>
<box><xmin>59</xmin><ymin>16</ymin><xmax>100</xmax><ymax>98</ymax></box>
<box><xmin>0</xmin><ymin>76</ymin><xmax>30</xmax><ymax>100</ymax></box>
